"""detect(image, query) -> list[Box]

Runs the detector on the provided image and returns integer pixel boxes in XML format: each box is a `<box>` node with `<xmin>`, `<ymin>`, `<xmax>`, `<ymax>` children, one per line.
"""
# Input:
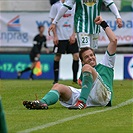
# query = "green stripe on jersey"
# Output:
<box><xmin>84</xmin><ymin>5</ymin><xmax>89</xmax><ymax>33</ymax></box>
<box><xmin>74</xmin><ymin>0</ymin><xmax>103</xmax><ymax>34</ymax></box>
<box><xmin>89</xmin><ymin>6</ymin><xmax>93</xmax><ymax>33</ymax></box>
<box><xmin>74</xmin><ymin>1</ymin><xmax>83</xmax><ymax>32</ymax></box>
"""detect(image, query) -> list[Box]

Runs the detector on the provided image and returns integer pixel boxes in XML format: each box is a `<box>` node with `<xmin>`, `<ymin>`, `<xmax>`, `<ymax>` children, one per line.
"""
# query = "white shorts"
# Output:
<box><xmin>59</xmin><ymin>75</ymin><xmax>111</xmax><ymax>108</ymax></box>
<box><xmin>77</xmin><ymin>32</ymin><xmax>99</xmax><ymax>49</ymax></box>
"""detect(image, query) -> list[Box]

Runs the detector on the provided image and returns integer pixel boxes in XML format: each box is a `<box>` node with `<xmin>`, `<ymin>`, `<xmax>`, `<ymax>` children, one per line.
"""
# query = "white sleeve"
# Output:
<box><xmin>103</xmin><ymin>0</ymin><xmax>121</xmax><ymax>19</ymax></box>
<box><xmin>49</xmin><ymin>4</ymin><xmax>58</xmax><ymax>19</ymax></box>
<box><xmin>108</xmin><ymin>3</ymin><xmax>121</xmax><ymax>18</ymax></box>
<box><xmin>100</xmin><ymin>51</ymin><xmax>116</xmax><ymax>68</ymax></box>
<box><xmin>52</xmin><ymin>6</ymin><xmax>68</xmax><ymax>24</ymax></box>
<box><xmin>63</xmin><ymin>0</ymin><xmax>75</xmax><ymax>9</ymax></box>
<box><xmin>52</xmin><ymin>0</ymin><xmax>75</xmax><ymax>24</ymax></box>
<box><xmin>103</xmin><ymin>0</ymin><xmax>114</xmax><ymax>6</ymax></box>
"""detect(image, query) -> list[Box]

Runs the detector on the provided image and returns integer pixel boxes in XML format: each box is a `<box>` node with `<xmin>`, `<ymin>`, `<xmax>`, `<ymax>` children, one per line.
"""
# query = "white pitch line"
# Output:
<box><xmin>18</xmin><ymin>98</ymin><xmax>133</xmax><ymax>133</ymax></box>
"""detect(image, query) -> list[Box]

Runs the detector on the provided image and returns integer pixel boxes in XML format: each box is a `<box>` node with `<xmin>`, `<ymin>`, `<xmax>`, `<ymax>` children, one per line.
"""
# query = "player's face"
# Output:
<box><xmin>82</xmin><ymin>49</ymin><xmax>96</xmax><ymax>67</ymax></box>
<box><xmin>39</xmin><ymin>26</ymin><xmax>44</xmax><ymax>34</ymax></box>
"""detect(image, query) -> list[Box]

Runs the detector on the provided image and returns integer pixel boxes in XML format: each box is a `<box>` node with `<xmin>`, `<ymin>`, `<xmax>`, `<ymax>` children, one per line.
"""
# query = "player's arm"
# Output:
<box><xmin>69</xmin><ymin>27</ymin><xmax>76</xmax><ymax>45</ymax></box>
<box><xmin>49</xmin><ymin>3</ymin><xmax>59</xmax><ymax>45</ymax></box>
<box><xmin>103</xmin><ymin>0</ymin><xmax>123</xmax><ymax>28</ymax></box>
<box><xmin>51</xmin><ymin>18</ymin><xmax>58</xmax><ymax>45</ymax></box>
<box><xmin>48</xmin><ymin>6</ymin><xmax>68</xmax><ymax>36</ymax></box>
<box><xmin>94</xmin><ymin>16</ymin><xmax>117</xmax><ymax>55</ymax></box>
<box><xmin>48</xmin><ymin>0</ymin><xmax>75</xmax><ymax>35</ymax></box>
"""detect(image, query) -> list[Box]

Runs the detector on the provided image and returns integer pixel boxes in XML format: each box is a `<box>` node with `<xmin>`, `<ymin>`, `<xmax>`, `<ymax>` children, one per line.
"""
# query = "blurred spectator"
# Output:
<box><xmin>49</xmin><ymin>0</ymin><xmax>59</xmax><ymax>6</ymax></box>
<box><xmin>49</xmin><ymin>0</ymin><xmax>79</xmax><ymax>84</ymax></box>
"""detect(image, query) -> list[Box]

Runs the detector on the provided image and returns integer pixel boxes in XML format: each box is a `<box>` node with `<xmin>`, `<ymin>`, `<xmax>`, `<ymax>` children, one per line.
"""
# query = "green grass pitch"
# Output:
<box><xmin>0</xmin><ymin>80</ymin><xmax>133</xmax><ymax>133</ymax></box>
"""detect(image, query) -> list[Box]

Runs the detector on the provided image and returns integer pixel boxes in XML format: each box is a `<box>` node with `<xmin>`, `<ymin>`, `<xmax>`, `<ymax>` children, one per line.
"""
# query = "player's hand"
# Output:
<box><xmin>77</xmin><ymin>79</ymin><xmax>82</xmax><ymax>86</ymax></box>
<box><xmin>69</xmin><ymin>33</ymin><xmax>76</xmax><ymax>45</ymax></box>
<box><xmin>48</xmin><ymin>24</ymin><xmax>56</xmax><ymax>36</ymax></box>
<box><xmin>53</xmin><ymin>36</ymin><xmax>59</xmax><ymax>46</ymax></box>
<box><xmin>94</xmin><ymin>16</ymin><xmax>103</xmax><ymax>25</ymax></box>
<box><xmin>116</xmin><ymin>18</ymin><xmax>123</xmax><ymax>28</ymax></box>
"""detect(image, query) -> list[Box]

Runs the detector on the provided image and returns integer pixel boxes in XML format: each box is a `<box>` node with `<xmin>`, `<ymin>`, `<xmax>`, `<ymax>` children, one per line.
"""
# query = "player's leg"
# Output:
<box><xmin>86</xmin><ymin>74</ymin><xmax>111</xmax><ymax>107</ymax></box>
<box><xmin>29</xmin><ymin>54</ymin><xmax>40</xmax><ymax>80</ymax></box>
<box><xmin>53</xmin><ymin>40</ymin><xmax>67</xmax><ymax>84</ymax></box>
<box><xmin>23</xmin><ymin>83</ymin><xmax>72</xmax><ymax>110</ymax></box>
<box><xmin>29</xmin><ymin>61</ymin><xmax>37</xmax><ymax>80</ymax></box>
<box><xmin>72</xmin><ymin>53</ymin><xmax>79</xmax><ymax>83</ymax></box>
<box><xmin>17</xmin><ymin>67</ymin><xmax>31</xmax><ymax>79</ymax></box>
<box><xmin>53</xmin><ymin>53</ymin><xmax>61</xmax><ymax>84</ymax></box>
<box><xmin>67</xmin><ymin>40</ymin><xmax>79</xmax><ymax>83</ymax></box>
<box><xmin>90</xmin><ymin>34</ymin><xmax>99</xmax><ymax>49</ymax></box>
<box><xmin>69</xmin><ymin>64</ymin><xmax>97</xmax><ymax>109</ymax></box>
<box><xmin>40</xmin><ymin>83</ymin><xmax>72</xmax><ymax>104</ymax></box>
<box><xmin>79</xmin><ymin>64</ymin><xmax>97</xmax><ymax>102</ymax></box>
<box><xmin>17</xmin><ymin>54</ymin><xmax>33</xmax><ymax>79</ymax></box>
<box><xmin>77</xmin><ymin>32</ymin><xmax>91</xmax><ymax>48</ymax></box>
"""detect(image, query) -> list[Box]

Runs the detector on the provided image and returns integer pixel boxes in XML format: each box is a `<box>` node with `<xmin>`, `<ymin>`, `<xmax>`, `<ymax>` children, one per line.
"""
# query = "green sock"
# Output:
<box><xmin>40</xmin><ymin>90</ymin><xmax>60</xmax><ymax>106</ymax></box>
<box><xmin>79</xmin><ymin>71</ymin><xmax>93</xmax><ymax>104</ymax></box>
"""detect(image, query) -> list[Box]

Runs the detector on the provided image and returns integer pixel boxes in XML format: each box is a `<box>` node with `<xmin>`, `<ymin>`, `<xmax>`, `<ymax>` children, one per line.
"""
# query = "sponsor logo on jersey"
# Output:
<box><xmin>83</xmin><ymin>0</ymin><xmax>96</xmax><ymax>7</ymax></box>
<box><xmin>7</xmin><ymin>15</ymin><xmax>21</xmax><ymax>31</ymax></box>
<box><xmin>63</xmin><ymin>22</ymin><xmax>71</xmax><ymax>28</ymax></box>
<box><xmin>63</xmin><ymin>14</ymin><xmax>71</xmax><ymax>18</ymax></box>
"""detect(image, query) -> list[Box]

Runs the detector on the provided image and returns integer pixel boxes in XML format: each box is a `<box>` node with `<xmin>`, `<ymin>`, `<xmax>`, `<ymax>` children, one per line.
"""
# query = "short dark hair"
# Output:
<box><xmin>38</xmin><ymin>25</ymin><xmax>44</xmax><ymax>29</ymax></box>
<box><xmin>79</xmin><ymin>47</ymin><xmax>95</xmax><ymax>61</ymax></box>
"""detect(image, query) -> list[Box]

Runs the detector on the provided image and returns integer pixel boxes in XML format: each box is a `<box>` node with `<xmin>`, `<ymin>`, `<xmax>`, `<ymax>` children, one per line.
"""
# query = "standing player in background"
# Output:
<box><xmin>49</xmin><ymin>0</ymin><xmax>79</xmax><ymax>84</ymax></box>
<box><xmin>17</xmin><ymin>25</ymin><xmax>49</xmax><ymax>80</ymax></box>
<box><xmin>48</xmin><ymin>0</ymin><xmax>123</xmax><ymax>49</ymax></box>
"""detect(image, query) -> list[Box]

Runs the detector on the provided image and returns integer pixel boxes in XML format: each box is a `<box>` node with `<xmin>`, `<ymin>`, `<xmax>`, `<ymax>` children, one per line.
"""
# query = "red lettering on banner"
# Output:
<box><xmin>116</xmin><ymin>35</ymin><xmax>133</xmax><ymax>41</ymax></box>
<box><xmin>98</xmin><ymin>36</ymin><xmax>106</xmax><ymax>41</ymax></box>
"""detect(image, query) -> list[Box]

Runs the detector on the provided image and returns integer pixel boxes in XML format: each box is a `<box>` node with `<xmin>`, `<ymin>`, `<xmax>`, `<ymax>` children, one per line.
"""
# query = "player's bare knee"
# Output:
<box><xmin>52</xmin><ymin>83</ymin><xmax>64</xmax><ymax>93</ymax></box>
<box><xmin>54</xmin><ymin>54</ymin><xmax>61</xmax><ymax>61</ymax></box>
<box><xmin>51</xmin><ymin>83</ymin><xmax>62</xmax><ymax>94</ymax></box>
<box><xmin>52</xmin><ymin>83</ymin><xmax>60</xmax><ymax>89</ymax></box>
<box><xmin>82</xmin><ymin>64</ymin><xmax>93</xmax><ymax>73</ymax></box>
<box><xmin>73</xmin><ymin>53</ymin><xmax>79</xmax><ymax>60</ymax></box>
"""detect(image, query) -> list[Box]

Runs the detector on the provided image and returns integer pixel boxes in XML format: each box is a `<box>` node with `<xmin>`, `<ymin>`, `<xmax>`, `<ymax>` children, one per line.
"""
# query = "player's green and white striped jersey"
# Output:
<box><xmin>64</xmin><ymin>0</ymin><xmax>114</xmax><ymax>34</ymax></box>
<box><xmin>79</xmin><ymin>51</ymin><xmax>115</xmax><ymax>92</ymax></box>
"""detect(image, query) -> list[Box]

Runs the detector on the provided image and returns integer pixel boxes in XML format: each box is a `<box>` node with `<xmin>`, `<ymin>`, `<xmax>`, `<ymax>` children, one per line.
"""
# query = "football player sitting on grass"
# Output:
<box><xmin>23</xmin><ymin>16</ymin><xmax>117</xmax><ymax>110</ymax></box>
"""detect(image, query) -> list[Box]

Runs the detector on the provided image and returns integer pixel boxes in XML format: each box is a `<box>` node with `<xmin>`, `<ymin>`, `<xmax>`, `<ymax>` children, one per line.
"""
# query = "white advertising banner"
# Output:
<box><xmin>100</xmin><ymin>12</ymin><xmax>133</xmax><ymax>46</ymax></box>
<box><xmin>0</xmin><ymin>12</ymin><xmax>133</xmax><ymax>47</ymax></box>
<box><xmin>0</xmin><ymin>12</ymin><xmax>53</xmax><ymax>47</ymax></box>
